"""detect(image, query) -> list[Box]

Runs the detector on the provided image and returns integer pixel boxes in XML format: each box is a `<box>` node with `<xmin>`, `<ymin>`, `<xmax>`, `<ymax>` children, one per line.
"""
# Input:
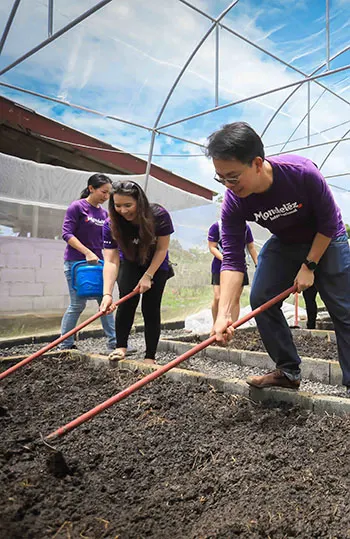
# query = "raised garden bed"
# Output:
<box><xmin>166</xmin><ymin>328</ymin><xmax>337</xmax><ymax>361</ymax></box>
<box><xmin>1</xmin><ymin>352</ymin><xmax>350</xmax><ymax>538</ymax></box>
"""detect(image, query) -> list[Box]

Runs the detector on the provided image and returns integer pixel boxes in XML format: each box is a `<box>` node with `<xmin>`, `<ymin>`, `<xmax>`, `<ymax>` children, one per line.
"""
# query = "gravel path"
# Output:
<box><xmin>1</xmin><ymin>330</ymin><xmax>347</xmax><ymax>399</ymax></box>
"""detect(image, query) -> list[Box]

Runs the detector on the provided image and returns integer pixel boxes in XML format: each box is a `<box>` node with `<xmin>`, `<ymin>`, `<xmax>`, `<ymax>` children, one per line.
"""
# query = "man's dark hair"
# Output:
<box><xmin>205</xmin><ymin>122</ymin><xmax>265</xmax><ymax>163</ymax></box>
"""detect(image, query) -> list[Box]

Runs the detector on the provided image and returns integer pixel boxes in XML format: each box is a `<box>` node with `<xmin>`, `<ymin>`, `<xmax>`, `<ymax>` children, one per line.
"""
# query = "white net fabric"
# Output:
<box><xmin>0</xmin><ymin>151</ymin><xmax>211</xmax><ymax>212</ymax></box>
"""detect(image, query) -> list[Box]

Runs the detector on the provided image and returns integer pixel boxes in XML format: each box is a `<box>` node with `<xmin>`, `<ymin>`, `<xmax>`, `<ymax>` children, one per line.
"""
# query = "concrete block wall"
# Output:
<box><xmin>0</xmin><ymin>237</ymin><xmax>95</xmax><ymax>315</ymax></box>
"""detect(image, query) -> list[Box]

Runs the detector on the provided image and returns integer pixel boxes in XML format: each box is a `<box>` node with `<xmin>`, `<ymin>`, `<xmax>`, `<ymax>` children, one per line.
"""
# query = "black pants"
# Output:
<box><xmin>302</xmin><ymin>284</ymin><xmax>318</xmax><ymax>329</ymax></box>
<box><xmin>116</xmin><ymin>260</ymin><xmax>168</xmax><ymax>359</ymax></box>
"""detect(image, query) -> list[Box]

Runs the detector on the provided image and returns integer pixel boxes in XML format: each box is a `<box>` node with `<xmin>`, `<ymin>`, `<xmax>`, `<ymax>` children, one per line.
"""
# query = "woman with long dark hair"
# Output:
<box><xmin>100</xmin><ymin>180</ymin><xmax>174</xmax><ymax>364</ymax></box>
<box><xmin>59</xmin><ymin>173</ymin><xmax>116</xmax><ymax>350</ymax></box>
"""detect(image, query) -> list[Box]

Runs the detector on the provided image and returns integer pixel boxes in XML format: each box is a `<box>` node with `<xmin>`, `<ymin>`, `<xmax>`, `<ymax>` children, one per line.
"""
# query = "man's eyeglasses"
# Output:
<box><xmin>213</xmin><ymin>174</ymin><xmax>240</xmax><ymax>186</ymax></box>
<box><xmin>213</xmin><ymin>165</ymin><xmax>249</xmax><ymax>186</ymax></box>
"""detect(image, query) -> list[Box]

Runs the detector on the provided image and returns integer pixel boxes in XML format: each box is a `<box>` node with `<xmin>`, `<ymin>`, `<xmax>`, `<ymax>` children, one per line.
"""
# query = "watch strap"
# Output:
<box><xmin>303</xmin><ymin>258</ymin><xmax>317</xmax><ymax>271</ymax></box>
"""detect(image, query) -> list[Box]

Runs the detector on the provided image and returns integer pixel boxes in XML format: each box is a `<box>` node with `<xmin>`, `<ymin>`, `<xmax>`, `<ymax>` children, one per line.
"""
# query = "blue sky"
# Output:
<box><xmin>0</xmin><ymin>0</ymin><xmax>349</xmax><ymax>241</ymax></box>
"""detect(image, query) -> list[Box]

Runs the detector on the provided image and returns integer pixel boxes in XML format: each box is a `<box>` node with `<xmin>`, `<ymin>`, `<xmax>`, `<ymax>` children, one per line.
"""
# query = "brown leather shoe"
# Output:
<box><xmin>246</xmin><ymin>369</ymin><xmax>300</xmax><ymax>390</ymax></box>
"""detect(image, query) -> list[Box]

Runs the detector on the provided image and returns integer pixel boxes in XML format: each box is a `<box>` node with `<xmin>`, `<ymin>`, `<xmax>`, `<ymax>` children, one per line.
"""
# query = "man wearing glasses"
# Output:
<box><xmin>206</xmin><ymin>122</ymin><xmax>350</xmax><ymax>395</ymax></box>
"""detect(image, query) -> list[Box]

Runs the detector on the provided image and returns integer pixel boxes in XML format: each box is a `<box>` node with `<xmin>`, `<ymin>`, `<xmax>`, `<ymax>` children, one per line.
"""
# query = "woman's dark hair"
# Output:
<box><xmin>80</xmin><ymin>173</ymin><xmax>112</xmax><ymax>199</ymax></box>
<box><xmin>205</xmin><ymin>122</ymin><xmax>265</xmax><ymax>164</ymax></box>
<box><xmin>109</xmin><ymin>181</ymin><xmax>155</xmax><ymax>265</ymax></box>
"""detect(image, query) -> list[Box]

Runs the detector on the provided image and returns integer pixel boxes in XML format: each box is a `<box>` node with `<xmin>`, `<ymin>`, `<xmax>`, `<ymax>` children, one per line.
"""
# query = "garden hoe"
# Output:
<box><xmin>3</xmin><ymin>286</ymin><xmax>296</xmax><ymax>477</ymax></box>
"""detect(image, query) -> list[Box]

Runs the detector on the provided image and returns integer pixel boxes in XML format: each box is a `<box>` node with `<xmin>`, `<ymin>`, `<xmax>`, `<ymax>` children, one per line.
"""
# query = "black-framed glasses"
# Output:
<box><xmin>213</xmin><ymin>173</ymin><xmax>240</xmax><ymax>186</ymax></box>
<box><xmin>213</xmin><ymin>164</ymin><xmax>249</xmax><ymax>186</ymax></box>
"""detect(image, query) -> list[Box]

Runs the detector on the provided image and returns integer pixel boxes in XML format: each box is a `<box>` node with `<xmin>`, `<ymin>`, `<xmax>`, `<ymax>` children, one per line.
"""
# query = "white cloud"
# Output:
<box><xmin>0</xmin><ymin>0</ymin><xmax>349</xmax><ymax>209</ymax></box>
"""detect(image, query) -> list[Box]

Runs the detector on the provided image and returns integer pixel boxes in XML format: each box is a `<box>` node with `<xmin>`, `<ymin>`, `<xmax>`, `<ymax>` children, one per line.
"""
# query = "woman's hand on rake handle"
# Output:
<box><xmin>211</xmin><ymin>315</ymin><xmax>234</xmax><ymax>344</ymax></box>
<box><xmin>100</xmin><ymin>294</ymin><xmax>115</xmax><ymax>314</ymax></box>
<box><xmin>137</xmin><ymin>273</ymin><xmax>153</xmax><ymax>294</ymax></box>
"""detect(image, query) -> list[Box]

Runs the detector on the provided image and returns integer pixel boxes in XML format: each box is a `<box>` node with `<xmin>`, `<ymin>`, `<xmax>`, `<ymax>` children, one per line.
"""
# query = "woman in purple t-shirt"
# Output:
<box><xmin>59</xmin><ymin>174</ymin><xmax>116</xmax><ymax>351</ymax></box>
<box><xmin>101</xmin><ymin>180</ymin><xmax>174</xmax><ymax>364</ymax></box>
<box><xmin>208</xmin><ymin>220</ymin><xmax>258</xmax><ymax>324</ymax></box>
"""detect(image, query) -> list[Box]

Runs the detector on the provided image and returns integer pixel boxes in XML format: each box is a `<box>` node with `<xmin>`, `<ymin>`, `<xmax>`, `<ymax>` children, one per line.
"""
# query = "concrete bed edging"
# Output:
<box><xmin>115</xmin><ymin>359</ymin><xmax>350</xmax><ymax>417</ymax></box>
<box><xmin>1</xmin><ymin>351</ymin><xmax>349</xmax><ymax>417</ymax></box>
<box><xmin>0</xmin><ymin>319</ymin><xmax>185</xmax><ymax>349</ymax></box>
<box><xmin>157</xmin><ymin>338</ymin><xmax>343</xmax><ymax>387</ymax></box>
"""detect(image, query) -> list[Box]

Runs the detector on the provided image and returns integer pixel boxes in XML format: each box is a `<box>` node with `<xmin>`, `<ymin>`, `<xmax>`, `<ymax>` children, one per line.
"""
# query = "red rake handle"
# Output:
<box><xmin>0</xmin><ymin>288</ymin><xmax>140</xmax><ymax>381</ymax></box>
<box><xmin>45</xmin><ymin>285</ymin><xmax>296</xmax><ymax>441</ymax></box>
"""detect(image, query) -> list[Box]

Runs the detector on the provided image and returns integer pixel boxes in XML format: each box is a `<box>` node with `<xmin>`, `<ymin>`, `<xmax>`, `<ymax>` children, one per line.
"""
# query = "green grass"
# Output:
<box><xmin>160</xmin><ymin>285</ymin><xmax>213</xmax><ymax>322</ymax></box>
<box><xmin>159</xmin><ymin>284</ymin><xmax>251</xmax><ymax>323</ymax></box>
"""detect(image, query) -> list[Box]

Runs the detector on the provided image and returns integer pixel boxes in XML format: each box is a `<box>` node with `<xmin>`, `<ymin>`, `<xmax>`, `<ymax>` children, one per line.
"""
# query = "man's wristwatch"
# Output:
<box><xmin>303</xmin><ymin>258</ymin><xmax>318</xmax><ymax>271</ymax></box>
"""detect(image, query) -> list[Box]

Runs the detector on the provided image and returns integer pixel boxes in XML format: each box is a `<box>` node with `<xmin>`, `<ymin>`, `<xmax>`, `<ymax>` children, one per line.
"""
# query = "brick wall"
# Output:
<box><xmin>0</xmin><ymin>237</ymin><xmax>96</xmax><ymax>315</ymax></box>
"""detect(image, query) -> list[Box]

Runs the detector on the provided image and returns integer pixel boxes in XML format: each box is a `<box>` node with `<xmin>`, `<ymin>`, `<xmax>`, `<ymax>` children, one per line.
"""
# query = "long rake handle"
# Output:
<box><xmin>0</xmin><ymin>288</ymin><xmax>140</xmax><ymax>381</ymax></box>
<box><xmin>46</xmin><ymin>285</ymin><xmax>297</xmax><ymax>441</ymax></box>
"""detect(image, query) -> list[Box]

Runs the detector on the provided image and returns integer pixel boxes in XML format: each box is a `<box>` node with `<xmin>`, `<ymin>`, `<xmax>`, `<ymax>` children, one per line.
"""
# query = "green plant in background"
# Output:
<box><xmin>159</xmin><ymin>239</ymin><xmax>252</xmax><ymax>322</ymax></box>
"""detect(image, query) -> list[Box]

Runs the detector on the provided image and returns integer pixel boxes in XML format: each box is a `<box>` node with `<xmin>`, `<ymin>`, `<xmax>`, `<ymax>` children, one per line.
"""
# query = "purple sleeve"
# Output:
<box><xmin>153</xmin><ymin>205</ymin><xmax>174</xmax><ymax>236</ymax></box>
<box><xmin>221</xmin><ymin>191</ymin><xmax>247</xmax><ymax>273</ymax></box>
<box><xmin>245</xmin><ymin>224</ymin><xmax>254</xmax><ymax>245</ymax></box>
<box><xmin>103</xmin><ymin>219</ymin><xmax>118</xmax><ymax>249</ymax></box>
<box><xmin>208</xmin><ymin>222</ymin><xmax>219</xmax><ymax>242</ymax></box>
<box><xmin>304</xmin><ymin>162</ymin><xmax>342</xmax><ymax>238</ymax></box>
<box><xmin>62</xmin><ymin>201</ymin><xmax>80</xmax><ymax>242</ymax></box>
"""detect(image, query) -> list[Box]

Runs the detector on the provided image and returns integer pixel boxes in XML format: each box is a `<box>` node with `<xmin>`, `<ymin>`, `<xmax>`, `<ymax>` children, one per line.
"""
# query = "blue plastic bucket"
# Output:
<box><xmin>71</xmin><ymin>260</ymin><xmax>104</xmax><ymax>297</ymax></box>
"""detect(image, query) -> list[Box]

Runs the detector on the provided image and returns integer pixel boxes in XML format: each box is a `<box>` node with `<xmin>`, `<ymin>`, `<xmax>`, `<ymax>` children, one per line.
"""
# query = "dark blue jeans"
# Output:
<box><xmin>250</xmin><ymin>235</ymin><xmax>350</xmax><ymax>386</ymax></box>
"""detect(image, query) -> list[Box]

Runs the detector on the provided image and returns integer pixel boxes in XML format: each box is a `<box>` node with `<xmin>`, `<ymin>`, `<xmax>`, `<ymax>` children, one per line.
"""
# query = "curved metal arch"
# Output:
<box><xmin>0</xmin><ymin>0</ymin><xmax>114</xmax><ymax>77</ymax></box>
<box><xmin>0</xmin><ymin>80</ymin><xmax>207</xmax><ymax>150</ymax></box>
<box><xmin>260</xmin><ymin>85</ymin><xmax>300</xmax><ymax>138</ymax></box>
<box><xmin>153</xmin><ymin>0</ymin><xmax>240</xmax><ymax>130</ymax></box>
<box><xmin>319</xmin><ymin>128</ymin><xmax>350</xmax><ymax>171</ymax></box>
<box><xmin>157</xmin><ymin>63</ymin><xmax>350</xmax><ymax>131</ymax></box>
<box><xmin>267</xmin><ymin>137</ymin><xmax>350</xmax><ymax>157</ymax></box>
<box><xmin>312</xmin><ymin>44</ymin><xmax>350</xmax><ymax>76</ymax></box>
<box><xmin>265</xmin><ymin>120</ymin><xmax>350</xmax><ymax>149</ymax></box>
<box><xmin>0</xmin><ymin>80</ymin><xmax>153</xmax><ymax>131</ymax></box>
<box><xmin>261</xmin><ymin>45</ymin><xmax>350</xmax><ymax>140</ymax></box>
<box><xmin>279</xmin><ymin>89</ymin><xmax>326</xmax><ymax>152</ymax></box>
<box><xmin>1</xmin><ymin>0</ymin><xmax>349</xmax><ymax>185</ymax></box>
<box><xmin>182</xmin><ymin>1</ymin><xmax>350</xmax><ymax>110</ymax></box>
<box><xmin>0</xmin><ymin>0</ymin><xmax>21</xmax><ymax>55</ymax></box>
<box><xmin>145</xmin><ymin>0</ymin><xmax>240</xmax><ymax>183</ymax></box>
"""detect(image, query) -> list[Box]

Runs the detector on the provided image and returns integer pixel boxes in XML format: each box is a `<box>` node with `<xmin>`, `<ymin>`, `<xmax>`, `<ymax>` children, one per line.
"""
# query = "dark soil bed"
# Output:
<box><xmin>178</xmin><ymin>328</ymin><xmax>337</xmax><ymax>362</ymax></box>
<box><xmin>0</xmin><ymin>327</ymin><xmax>337</xmax><ymax>362</ymax></box>
<box><xmin>1</xmin><ymin>355</ymin><xmax>350</xmax><ymax>538</ymax></box>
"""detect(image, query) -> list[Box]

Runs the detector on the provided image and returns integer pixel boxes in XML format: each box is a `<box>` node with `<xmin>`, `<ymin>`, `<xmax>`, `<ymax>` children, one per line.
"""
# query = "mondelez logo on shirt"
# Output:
<box><xmin>85</xmin><ymin>216</ymin><xmax>105</xmax><ymax>226</ymax></box>
<box><xmin>254</xmin><ymin>202</ymin><xmax>303</xmax><ymax>223</ymax></box>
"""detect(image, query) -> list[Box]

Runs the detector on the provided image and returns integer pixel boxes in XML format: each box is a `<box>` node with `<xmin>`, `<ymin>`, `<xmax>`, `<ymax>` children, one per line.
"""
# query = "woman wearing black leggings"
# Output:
<box><xmin>302</xmin><ymin>284</ymin><xmax>318</xmax><ymax>329</ymax></box>
<box><xmin>100</xmin><ymin>181</ymin><xmax>174</xmax><ymax>364</ymax></box>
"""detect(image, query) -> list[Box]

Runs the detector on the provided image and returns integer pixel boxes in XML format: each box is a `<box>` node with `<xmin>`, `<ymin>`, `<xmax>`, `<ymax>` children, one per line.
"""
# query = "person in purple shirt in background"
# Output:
<box><xmin>302</xmin><ymin>284</ymin><xmax>318</xmax><ymax>329</ymax></box>
<box><xmin>208</xmin><ymin>220</ymin><xmax>258</xmax><ymax>323</ymax></box>
<box><xmin>206</xmin><ymin>122</ymin><xmax>350</xmax><ymax>394</ymax></box>
<box><xmin>59</xmin><ymin>174</ymin><xmax>116</xmax><ymax>351</ymax></box>
<box><xmin>100</xmin><ymin>181</ymin><xmax>174</xmax><ymax>365</ymax></box>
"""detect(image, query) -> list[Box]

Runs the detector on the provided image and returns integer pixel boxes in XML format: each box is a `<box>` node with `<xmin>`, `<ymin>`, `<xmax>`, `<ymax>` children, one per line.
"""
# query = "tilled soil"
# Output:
<box><xmin>229</xmin><ymin>329</ymin><xmax>337</xmax><ymax>362</ymax></box>
<box><xmin>178</xmin><ymin>328</ymin><xmax>337</xmax><ymax>362</ymax></box>
<box><xmin>0</xmin><ymin>328</ymin><xmax>337</xmax><ymax>361</ymax></box>
<box><xmin>0</xmin><ymin>328</ymin><xmax>346</xmax><ymax>397</ymax></box>
<box><xmin>1</xmin><ymin>355</ymin><xmax>350</xmax><ymax>538</ymax></box>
